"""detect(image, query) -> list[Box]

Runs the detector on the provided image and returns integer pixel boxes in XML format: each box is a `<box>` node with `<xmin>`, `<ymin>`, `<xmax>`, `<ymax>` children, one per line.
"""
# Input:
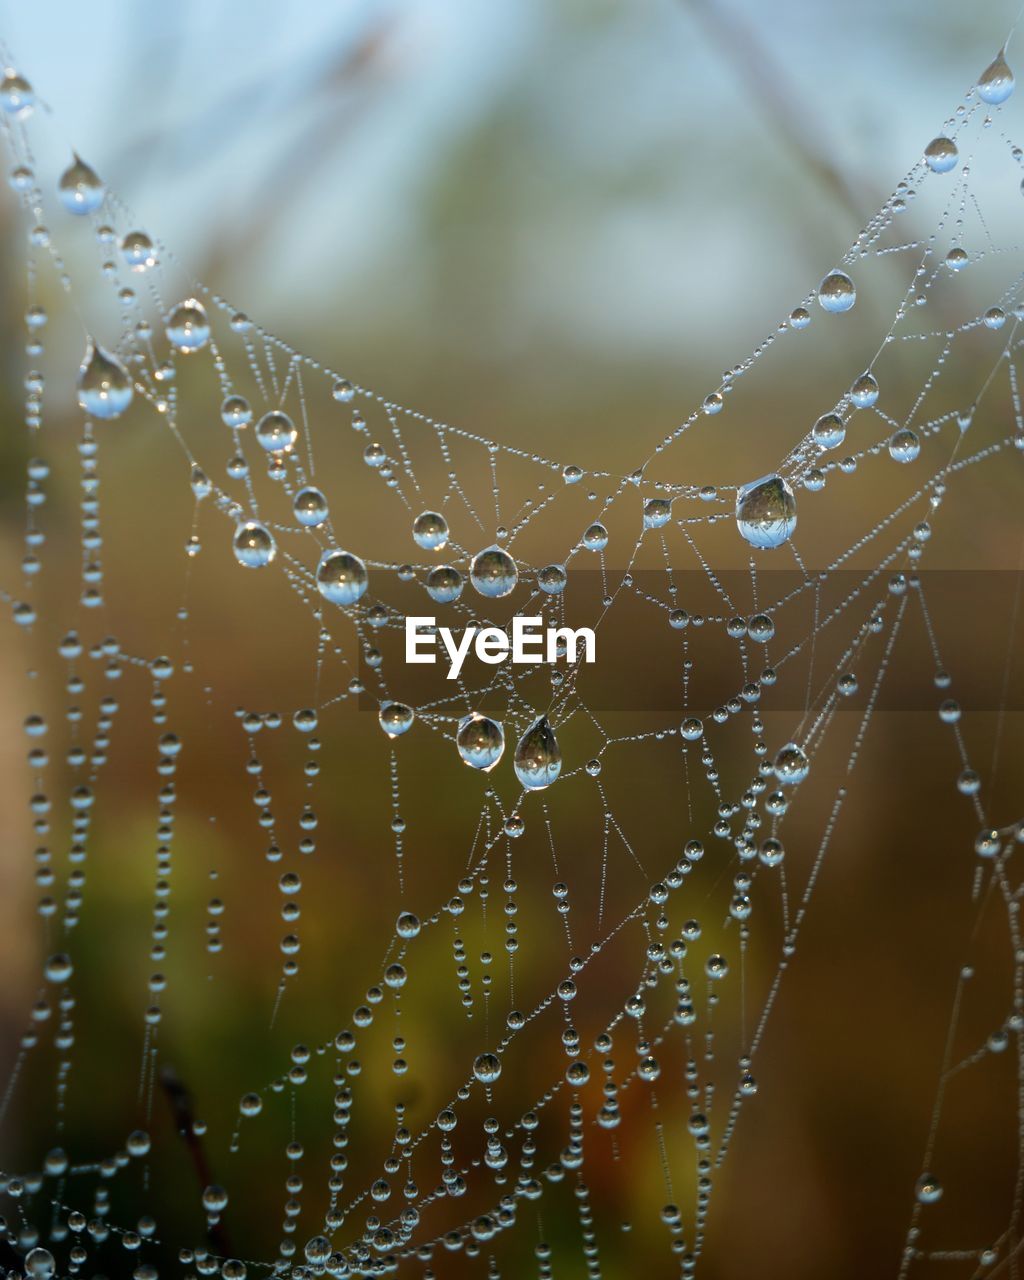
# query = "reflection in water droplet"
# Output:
<box><xmin>924</xmin><ymin>137</ymin><xmax>958</xmax><ymax>173</ymax></box>
<box><xmin>121</xmin><ymin>231</ymin><xmax>156</xmax><ymax>271</ymax></box>
<box><xmin>166</xmin><ymin>299</ymin><xmax>210</xmax><ymax>353</ymax></box>
<box><xmin>317</xmin><ymin>550</ymin><xmax>369</xmax><ymax>606</ymax></box>
<box><xmin>513</xmin><ymin>716</ymin><xmax>562</xmax><ymax>791</ymax></box>
<box><xmin>888</xmin><ymin>428</ymin><xmax>920</xmax><ymax>463</ymax></box>
<box><xmin>818</xmin><ymin>271</ymin><xmax>856</xmax><ymax>313</ymax></box>
<box><xmin>773</xmin><ymin>742</ymin><xmax>809</xmax><ymax>785</ymax></box>
<box><xmin>735</xmin><ymin>474</ymin><xmax>797</xmax><ymax>549</ymax></box>
<box><xmin>76</xmin><ymin>341</ymin><xmax>133</xmax><ymax>419</ymax></box>
<box><xmin>413</xmin><ymin>511</ymin><xmax>449</xmax><ymax>550</ymax></box>
<box><xmin>0</xmin><ymin>71</ymin><xmax>34</xmax><ymax>118</ymax></box>
<box><xmin>470</xmin><ymin>546</ymin><xmax>518</xmax><ymax>598</ymax></box>
<box><xmin>379</xmin><ymin>702</ymin><xmax>414</xmax><ymax>738</ymax></box>
<box><xmin>293</xmin><ymin>487</ymin><xmax>328</xmax><ymax>527</ymax></box>
<box><xmin>978</xmin><ymin>51</ymin><xmax>1014</xmax><ymax>105</ymax></box>
<box><xmin>255</xmin><ymin>410</ymin><xmax>297</xmax><ymax>454</ymax></box>
<box><xmin>426</xmin><ymin>565</ymin><xmax>463</xmax><ymax>603</ymax></box>
<box><xmin>58</xmin><ymin>156</ymin><xmax>104</xmax><ymax>215</ymax></box>
<box><xmin>233</xmin><ymin>521</ymin><xmax>276</xmax><ymax>569</ymax></box>
<box><xmin>457</xmin><ymin>713</ymin><xmax>505</xmax><ymax>771</ymax></box>
<box><xmin>849</xmin><ymin>372</ymin><xmax>879</xmax><ymax>408</ymax></box>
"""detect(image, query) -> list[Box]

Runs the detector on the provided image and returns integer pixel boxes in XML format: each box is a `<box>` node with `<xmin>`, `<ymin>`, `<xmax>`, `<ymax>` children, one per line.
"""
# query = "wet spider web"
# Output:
<box><xmin>1</xmin><ymin>28</ymin><xmax>1024</xmax><ymax>1280</ymax></box>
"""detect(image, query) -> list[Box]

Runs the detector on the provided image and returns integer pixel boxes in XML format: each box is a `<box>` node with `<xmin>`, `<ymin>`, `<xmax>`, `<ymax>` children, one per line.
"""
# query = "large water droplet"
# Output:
<box><xmin>924</xmin><ymin>136</ymin><xmax>958</xmax><ymax>173</ymax></box>
<box><xmin>294</xmin><ymin>486</ymin><xmax>328</xmax><ymax>527</ymax></box>
<box><xmin>256</xmin><ymin>410</ymin><xmax>297</xmax><ymax>454</ymax></box>
<box><xmin>233</xmin><ymin>521</ymin><xmax>276</xmax><ymax>569</ymax></box>
<box><xmin>0</xmin><ymin>70</ymin><xmax>33</xmax><ymax>118</ymax></box>
<box><xmin>457</xmin><ymin>713</ymin><xmax>505</xmax><ymax>771</ymax></box>
<box><xmin>513</xmin><ymin>716</ymin><xmax>562</xmax><ymax>790</ymax></box>
<box><xmin>121</xmin><ymin>231</ymin><xmax>156</xmax><ymax>271</ymax></box>
<box><xmin>773</xmin><ymin>742</ymin><xmax>809</xmax><ymax>785</ymax></box>
<box><xmin>426</xmin><ymin>565</ymin><xmax>463</xmax><ymax>603</ymax></box>
<box><xmin>317</xmin><ymin>550</ymin><xmax>368</xmax><ymax>606</ymax></box>
<box><xmin>978</xmin><ymin>51</ymin><xmax>1014</xmax><ymax>105</ymax></box>
<box><xmin>849</xmin><ymin>372</ymin><xmax>879</xmax><ymax>408</ymax></box>
<box><xmin>888</xmin><ymin>428</ymin><xmax>920</xmax><ymax>463</ymax></box>
<box><xmin>24</xmin><ymin>1247</ymin><xmax>56</xmax><ymax>1279</ymax></box>
<box><xmin>473</xmin><ymin>1052</ymin><xmax>502</xmax><ymax>1084</ymax></box>
<box><xmin>58</xmin><ymin>155</ymin><xmax>104</xmax><ymax>215</ymax></box>
<box><xmin>379</xmin><ymin>702</ymin><xmax>414</xmax><ymax>738</ymax></box>
<box><xmin>818</xmin><ymin>271</ymin><xmax>856</xmax><ymax>314</ymax></box>
<box><xmin>735</xmin><ymin>474</ymin><xmax>797</xmax><ymax>549</ymax></box>
<box><xmin>77</xmin><ymin>341</ymin><xmax>133</xmax><ymax>419</ymax></box>
<box><xmin>812</xmin><ymin>413</ymin><xmax>845</xmax><ymax>450</ymax></box>
<box><xmin>166</xmin><ymin>299</ymin><xmax>210</xmax><ymax>353</ymax></box>
<box><xmin>413</xmin><ymin>510</ymin><xmax>449</xmax><ymax>550</ymax></box>
<box><xmin>470</xmin><ymin>545</ymin><xmax>518</xmax><ymax>598</ymax></box>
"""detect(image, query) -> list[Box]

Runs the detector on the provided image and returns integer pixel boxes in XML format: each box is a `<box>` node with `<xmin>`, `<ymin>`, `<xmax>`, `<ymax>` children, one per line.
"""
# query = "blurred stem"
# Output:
<box><xmin>679</xmin><ymin>0</ymin><xmax>877</xmax><ymax>230</ymax></box>
<box><xmin>160</xmin><ymin>1065</ymin><xmax>234</xmax><ymax>1260</ymax></box>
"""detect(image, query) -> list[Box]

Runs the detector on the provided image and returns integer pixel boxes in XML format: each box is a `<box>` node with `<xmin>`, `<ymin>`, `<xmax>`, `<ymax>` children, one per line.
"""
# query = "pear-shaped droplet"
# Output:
<box><xmin>818</xmin><ymin>271</ymin><xmax>856</xmax><ymax>314</ymax></box>
<box><xmin>457</xmin><ymin>713</ymin><xmax>505</xmax><ymax>771</ymax></box>
<box><xmin>978</xmin><ymin>50</ymin><xmax>1014</xmax><ymax>105</ymax></box>
<box><xmin>413</xmin><ymin>510</ymin><xmax>448</xmax><ymax>550</ymax></box>
<box><xmin>233</xmin><ymin>521</ymin><xmax>276</xmax><ymax>569</ymax></box>
<box><xmin>849</xmin><ymin>372</ymin><xmax>879</xmax><ymax>408</ymax></box>
<box><xmin>77</xmin><ymin>341</ymin><xmax>133</xmax><ymax>419</ymax></box>
<box><xmin>812</xmin><ymin>413</ymin><xmax>845</xmax><ymax>450</ymax></box>
<box><xmin>735</xmin><ymin>474</ymin><xmax>797</xmax><ymax>549</ymax></box>
<box><xmin>58</xmin><ymin>155</ymin><xmax>104</xmax><ymax>215</ymax></box>
<box><xmin>513</xmin><ymin>716</ymin><xmax>561</xmax><ymax>790</ymax></box>
<box><xmin>166</xmin><ymin>299</ymin><xmax>210</xmax><ymax>353</ymax></box>
<box><xmin>470</xmin><ymin>545</ymin><xmax>518</xmax><ymax>598</ymax></box>
<box><xmin>316</xmin><ymin>550</ymin><xmax>368</xmax><ymax>606</ymax></box>
<box><xmin>888</xmin><ymin>428</ymin><xmax>920</xmax><ymax>463</ymax></box>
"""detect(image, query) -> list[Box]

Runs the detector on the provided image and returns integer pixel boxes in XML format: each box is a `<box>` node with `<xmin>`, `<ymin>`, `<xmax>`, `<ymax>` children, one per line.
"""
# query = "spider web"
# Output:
<box><xmin>1</xmin><ymin>28</ymin><xmax>1023</xmax><ymax>1280</ymax></box>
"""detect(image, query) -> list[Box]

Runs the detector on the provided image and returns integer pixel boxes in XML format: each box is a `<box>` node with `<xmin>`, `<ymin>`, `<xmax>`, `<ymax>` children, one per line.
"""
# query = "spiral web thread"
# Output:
<box><xmin>1</xmin><ymin>30</ymin><xmax>1024</xmax><ymax>1280</ymax></box>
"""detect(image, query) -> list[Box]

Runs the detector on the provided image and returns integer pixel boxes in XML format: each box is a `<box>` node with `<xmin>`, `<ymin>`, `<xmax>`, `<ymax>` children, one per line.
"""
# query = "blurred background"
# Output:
<box><xmin>1</xmin><ymin>1</ymin><xmax>1024</xmax><ymax>1277</ymax></box>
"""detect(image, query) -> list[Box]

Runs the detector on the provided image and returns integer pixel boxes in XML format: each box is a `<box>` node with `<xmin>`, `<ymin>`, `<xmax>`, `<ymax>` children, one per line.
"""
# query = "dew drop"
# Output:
<box><xmin>513</xmin><ymin>716</ymin><xmax>561</xmax><ymax>791</ymax></box>
<box><xmin>413</xmin><ymin>510</ymin><xmax>449</xmax><ymax>550</ymax></box>
<box><xmin>850</xmin><ymin>372</ymin><xmax>879</xmax><ymax>408</ymax></box>
<box><xmin>457</xmin><ymin>713</ymin><xmax>505</xmax><ymax>772</ymax></box>
<box><xmin>233</xmin><ymin>521</ymin><xmax>276</xmax><ymax>569</ymax></box>
<box><xmin>316</xmin><ymin>550</ymin><xmax>369</xmax><ymax>606</ymax></box>
<box><xmin>735</xmin><ymin>474</ymin><xmax>797</xmax><ymax>549</ymax></box>
<box><xmin>426</xmin><ymin>565</ymin><xmax>463</xmax><ymax>603</ymax></box>
<box><xmin>915</xmin><ymin>1173</ymin><xmax>943</xmax><ymax>1204</ymax></box>
<box><xmin>473</xmin><ymin>1052</ymin><xmax>502</xmax><ymax>1084</ymax></box>
<box><xmin>379</xmin><ymin>702</ymin><xmax>414</xmax><ymax>738</ymax></box>
<box><xmin>76</xmin><ymin>341</ymin><xmax>133</xmax><ymax>419</ymax></box>
<box><xmin>255</xmin><ymin>410</ymin><xmax>297</xmax><ymax>454</ymax></box>
<box><xmin>818</xmin><ymin>271</ymin><xmax>856</xmax><ymax>314</ymax></box>
<box><xmin>470</xmin><ymin>546</ymin><xmax>518</xmax><ymax>598</ymax></box>
<box><xmin>166</xmin><ymin>299</ymin><xmax>210</xmax><ymax>353</ymax></box>
<box><xmin>58</xmin><ymin>155</ymin><xmax>104</xmax><ymax>215</ymax></box>
<box><xmin>120</xmin><ymin>231</ymin><xmax>156</xmax><ymax>271</ymax></box>
<box><xmin>978</xmin><ymin>51</ymin><xmax>1014</xmax><ymax>105</ymax></box>
<box><xmin>0</xmin><ymin>70</ymin><xmax>34</xmax><ymax>118</ymax></box>
<box><xmin>294</xmin><ymin>486</ymin><xmax>328</xmax><ymax>527</ymax></box>
<box><xmin>888</xmin><ymin>429</ymin><xmax>920</xmax><ymax>463</ymax></box>
<box><xmin>924</xmin><ymin>137</ymin><xmax>958</xmax><ymax>173</ymax></box>
<box><xmin>773</xmin><ymin>742</ymin><xmax>809</xmax><ymax>785</ymax></box>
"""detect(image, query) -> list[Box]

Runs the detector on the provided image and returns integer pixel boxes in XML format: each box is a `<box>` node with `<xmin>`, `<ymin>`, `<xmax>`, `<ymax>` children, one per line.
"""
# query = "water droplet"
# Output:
<box><xmin>924</xmin><ymin>137</ymin><xmax>958</xmax><ymax>173</ymax></box>
<box><xmin>945</xmin><ymin>247</ymin><xmax>969</xmax><ymax>271</ymax></box>
<box><xmin>413</xmin><ymin>510</ymin><xmax>449</xmax><ymax>550</ymax></box>
<box><xmin>818</xmin><ymin>271</ymin><xmax>856</xmax><ymax>314</ymax></box>
<box><xmin>538</xmin><ymin>564</ymin><xmax>567</xmax><ymax>594</ymax></box>
<box><xmin>457</xmin><ymin>713</ymin><xmax>505</xmax><ymax>771</ymax></box>
<box><xmin>379</xmin><ymin>702</ymin><xmax>414</xmax><ymax>737</ymax></box>
<box><xmin>582</xmin><ymin>522</ymin><xmax>609</xmax><ymax>551</ymax></box>
<box><xmin>233</xmin><ymin>521</ymin><xmax>276</xmax><ymax>569</ymax></box>
<box><xmin>166</xmin><ymin>299</ymin><xmax>210</xmax><ymax>353</ymax></box>
<box><xmin>77</xmin><ymin>341</ymin><xmax>133</xmax><ymax>419</ymax></box>
<box><xmin>705</xmin><ymin>954</ymin><xmax>729</xmax><ymax>980</ymax></box>
<box><xmin>58</xmin><ymin>155</ymin><xmax>104</xmax><ymax>215</ymax></box>
<box><xmin>24</xmin><ymin>1247</ymin><xmax>55</xmax><ymax>1279</ymax></box>
<box><xmin>317</xmin><ymin>550</ymin><xmax>369</xmax><ymax>606</ymax></box>
<box><xmin>915</xmin><ymin>1173</ymin><xmax>943</xmax><ymax>1204</ymax></box>
<box><xmin>221</xmin><ymin>395</ymin><xmax>252</xmax><ymax>428</ymax></box>
<box><xmin>294</xmin><ymin>486</ymin><xmax>328</xmax><ymax>527</ymax></box>
<box><xmin>0</xmin><ymin>70</ymin><xmax>34</xmax><ymax>118</ymax></box>
<box><xmin>849</xmin><ymin>372</ymin><xmax>879</xmax><ymax>408</ymax></box>
<box><xmin>812</xmin><ymin>413</ymin><xmax>846</xmax><ymax>450</ymax></box>
<box><xmin>121</xmin><ymin>231</ymin><xmax>156</xmax><ymax>271</ymax></box>
<box><xmin>888</xmin><ymin>428</ymin><xmax>920</xmax><ymax>463</ymax></box>
<box><xmin>735</xmin><ymin>474</ymin><xmax>797</xmax><ymax>549</ymax></box>
<box><xmin>773</xmin><ymin>742</ymin><xmax>809</xmax><ymax>785</ymax></box>
<box><xmin>255</xmin><ymin>410</ymin><xmax>297</xmax><ymax>454</ymax></box>
<box><xmin>473</xmin><ymin>1052</ymin><xmax>502</xmax><ymax>1084</ymax></box>
<box><xmin>470</xmin><ymin>546</ymin><xmax>518</xmax><ymax>598</ymax></box>
<box><xmin>978</xmin><ymin>51</ymin><xmax>1014</xmax><ymax>105</ymax></box>
<box><xmin>644</xmin><ymin>498</ymin><xmax>672</xmax><ymax>529</ymax></box>
<box><xmin>426</xmin><ymin>565</ymin><xmax>463</xmax><ymax>603</ymax></box>
<box><xmin>513</xmin><ymin>716</ymin><xmax>561</xmax><ymax>791</ymax></box>
<box><xmin>44</xmin><ymin>953</ymin><xmax>73</xmax><ymax>983</ymax></box>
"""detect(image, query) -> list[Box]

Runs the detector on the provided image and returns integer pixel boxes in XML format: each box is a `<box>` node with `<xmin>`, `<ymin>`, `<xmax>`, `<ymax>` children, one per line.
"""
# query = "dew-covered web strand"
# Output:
<box><xmin>1</xmin><ymin>30</ymin><xmax>1024</xmax><ymax>1280</ymax></box>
